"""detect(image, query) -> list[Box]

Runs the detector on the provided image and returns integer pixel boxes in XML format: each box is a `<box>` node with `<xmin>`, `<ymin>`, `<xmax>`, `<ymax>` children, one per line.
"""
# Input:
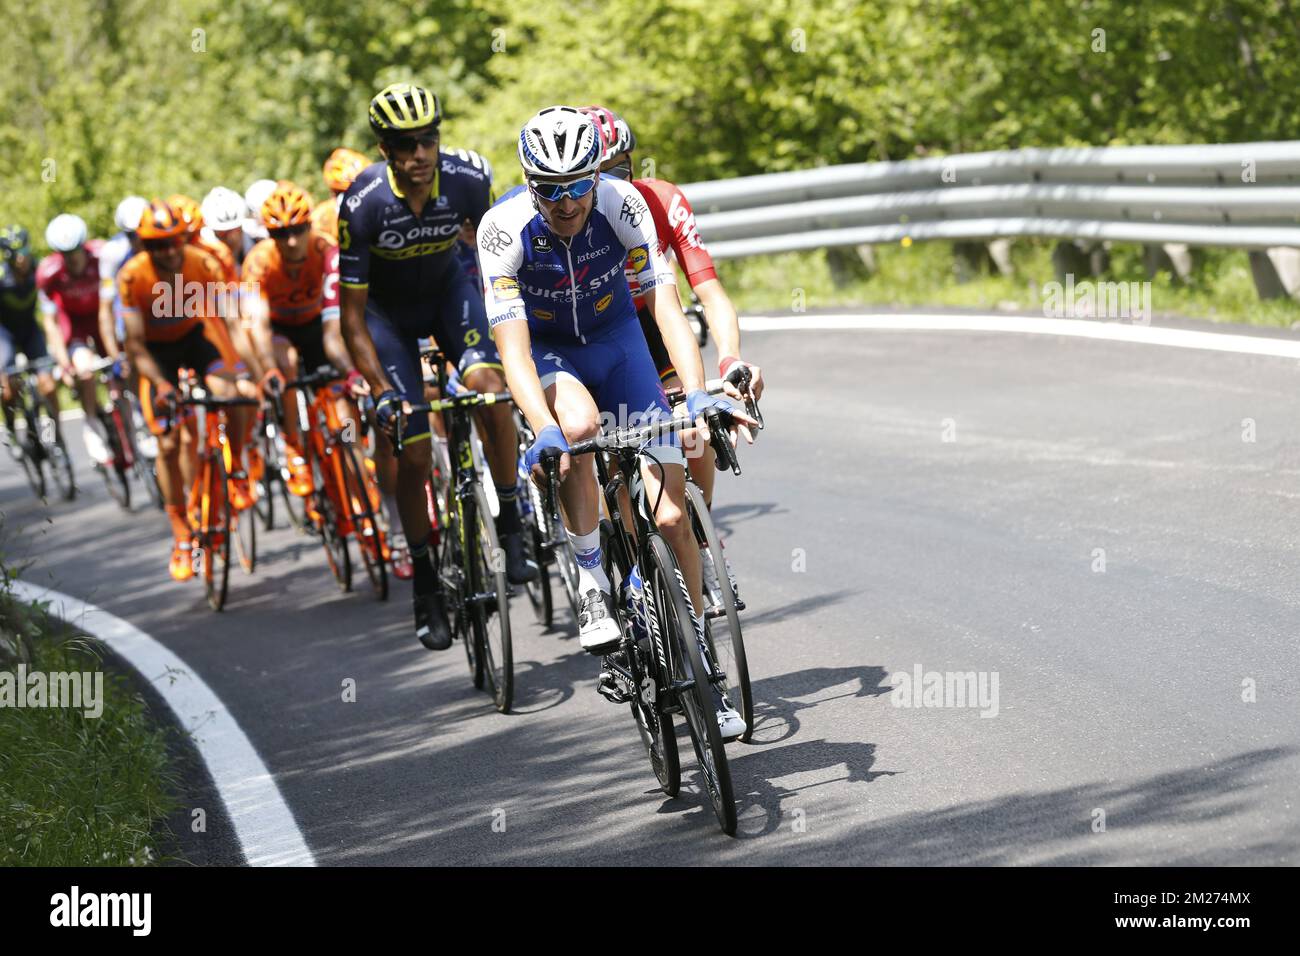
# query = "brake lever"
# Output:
<box><xmin>704</xmin><ymin>407</ymin><xmax>741</xmax><ymax>476</ymax></box>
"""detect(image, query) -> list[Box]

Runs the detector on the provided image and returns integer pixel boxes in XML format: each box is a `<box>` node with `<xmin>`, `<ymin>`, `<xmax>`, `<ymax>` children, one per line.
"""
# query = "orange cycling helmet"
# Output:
<box><xmin>261</xmin><ymin>181</ymin><xmax>314</xmax><ymax>229</ymax></box>
<box><xmin>137</xmin><ymin>199</ymin><xmax>188</xmax><ymax>240</ymax></box>
<box><xmin>323</xmin><ymin>148</ymin><xmax>368</xmax><ymax>194</ymax></box>
<box><xmin>166</xmin><ymin>194</ymin><xmax>203</xmax><ymax>234</ymax></box>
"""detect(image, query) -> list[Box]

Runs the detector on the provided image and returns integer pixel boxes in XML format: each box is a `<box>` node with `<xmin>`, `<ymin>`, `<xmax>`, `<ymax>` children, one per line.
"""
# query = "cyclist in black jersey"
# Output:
<box><xmin>0</xmin><ymin>226</ymin><xmax>60</xmax><ymax>441</ymax></box>
<box><xmin>338</xmin><ymin>83</ymin><xmax>534</xmax><ymax>652</ymax></box>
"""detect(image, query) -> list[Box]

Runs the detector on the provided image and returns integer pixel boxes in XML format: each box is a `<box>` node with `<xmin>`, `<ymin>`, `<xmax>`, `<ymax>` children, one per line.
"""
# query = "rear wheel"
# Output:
<box><xmin>618</xmin><ymin>557</ymin><xmax>680</xmax><ymax>796</ymax></box>
<box><xmin>201</xmin><ymin>452</ymin><xmax>233</xmax><ymax>611</ymax></box>
<box><xmin>687</xmin><ymin>483</ymin><xmax>752</xmax><ymax>742</ymax></box>
<box><xmin>471</xmin><ymin>483</ymin><xmax>512</xmax><ymax>713</ymax></box>
<box><xmin>646</xmin><ymin>533</ymin><xmax>736</xmax><ymax>835</ymax></box>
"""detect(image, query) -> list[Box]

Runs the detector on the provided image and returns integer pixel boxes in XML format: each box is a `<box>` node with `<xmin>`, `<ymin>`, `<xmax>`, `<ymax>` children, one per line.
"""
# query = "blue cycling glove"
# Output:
<box><xmin>525</xmin><ymin>424</ymin><xmax>569</xmax><ymax>472</ymax></box>
<box><xmin>374</xmin><ymin>390</ymin><xmax>402</xmax><ymax>435</ymax></box>
<box><xmin>685</xmin><ymin>389</ymin><xmax>734</xmax><ymax>422</ymax></box>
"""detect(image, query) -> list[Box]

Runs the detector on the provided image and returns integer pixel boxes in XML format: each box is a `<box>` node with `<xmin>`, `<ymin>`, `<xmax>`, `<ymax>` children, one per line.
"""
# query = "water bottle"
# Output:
<box><xmin>624</xmin><ymin>564</ymin><xmax>648</xmax><ymax>642</ymax></box>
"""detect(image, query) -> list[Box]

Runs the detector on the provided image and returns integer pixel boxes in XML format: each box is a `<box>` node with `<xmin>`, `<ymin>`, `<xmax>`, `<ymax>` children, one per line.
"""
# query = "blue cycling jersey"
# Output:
<box><xmin>337</xmin><ymin>151</ymin><xmax>492</xmax><ymax>305</ymax></box>
<box><xmin>476</xmin><ymin>177</ymin><xmax>676</xmax><ymax>343</ymax></box>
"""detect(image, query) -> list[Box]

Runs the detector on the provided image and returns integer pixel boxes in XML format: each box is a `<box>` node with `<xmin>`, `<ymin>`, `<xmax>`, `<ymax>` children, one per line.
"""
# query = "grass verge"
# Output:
<box><xmin>0</xmin><ymin>569</ymin><xmax>180</xmax><ymax>866</ymax></box>
<box><xmin>715</xmin><ymin>240</ymin><xmax>1300</xmax><ymax>329</ymax></box>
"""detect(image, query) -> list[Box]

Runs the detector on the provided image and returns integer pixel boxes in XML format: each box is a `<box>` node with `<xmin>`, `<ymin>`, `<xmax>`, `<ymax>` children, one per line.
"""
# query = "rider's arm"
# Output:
<box><xmin>319</xmin><ymin>244</ymin><xmax>354</xmax><ymax>374</ymax></box>
<box><xmin>121</xmin><ymin>310</ymin><xmax>167</xmax><ymax>390</ymax></box>
<box><xmin>339</xmin><ymin>286</ymin><xmax>392</xmax><ymax>394</ymax></box>
<box><xmin>41</xmin><ymin>305</ymin><xmax>71</xmax><ymax>370</ymax></box>
<box><xmin>493</xmin><ymin>319</ymin><xmax>553</xmax><ymax>436</ymax></box>
<box><xmin>694</xmin><ymin>278</ymin><xmax>739</xmax><ymax>360</ymax></box>
<box><xmin>241</xmin><ymin>293</ymin><xmax>278</xmax><ymax>376</ymax></box>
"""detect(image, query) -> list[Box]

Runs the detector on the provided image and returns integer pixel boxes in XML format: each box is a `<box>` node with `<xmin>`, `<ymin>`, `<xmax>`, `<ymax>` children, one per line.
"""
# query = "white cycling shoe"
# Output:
<box><xmin>82</xmin><ymin>427</ymin><xmax>111</xmax><ymax>465</ymax></box>
<box><xmin>717</xmin><ymin>696</ymin><xmax>746</xmax><ymax>741</ymax></box>
<box><xmin>578</xmin><ymin>589</ymin><xmax>622</xmax><ymax>653</ymax></box>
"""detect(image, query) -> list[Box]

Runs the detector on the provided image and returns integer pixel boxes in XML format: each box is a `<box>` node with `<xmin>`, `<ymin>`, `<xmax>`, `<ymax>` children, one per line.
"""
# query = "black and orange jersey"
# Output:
<box><xmin>117</xmin><ymin>245</ymin><xmax>239</xmax><ymax>364</ymax></box>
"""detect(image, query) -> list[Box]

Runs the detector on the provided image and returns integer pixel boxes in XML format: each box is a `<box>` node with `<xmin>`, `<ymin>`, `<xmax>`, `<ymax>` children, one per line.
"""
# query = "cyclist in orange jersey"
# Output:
<box><xmin>119</xmin><ymin>199</ymin><xmax>259</xmax><ymax>581</ymax></box>
<box><xmin>168</xmin><ymin>193</ymin><xmax>265</xmax><ymax>381</ymax></box>
<box><xmin>241</xmin><ymin>182</ymin><xmax>359</xmax><ymax>496</ymax></box>
<box><xmin>311</xmin><ymin>148</ymin><xmax>369</xmax><ymax>241</ymax></box>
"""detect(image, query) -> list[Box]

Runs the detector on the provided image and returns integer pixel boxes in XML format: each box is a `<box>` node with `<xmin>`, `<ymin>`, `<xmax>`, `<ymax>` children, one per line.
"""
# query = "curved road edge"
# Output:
<box><xmin>11</xmin><ymin>579</ymin><xmax>316</xmax><ymax>867</ymax></box>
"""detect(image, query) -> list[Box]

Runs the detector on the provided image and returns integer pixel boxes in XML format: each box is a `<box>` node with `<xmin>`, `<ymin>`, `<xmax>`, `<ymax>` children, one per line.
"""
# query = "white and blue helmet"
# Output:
<box><xmin>518</xmin><ymin>106</ymin><xmax>602</xmax><ymax>178</ymax></box>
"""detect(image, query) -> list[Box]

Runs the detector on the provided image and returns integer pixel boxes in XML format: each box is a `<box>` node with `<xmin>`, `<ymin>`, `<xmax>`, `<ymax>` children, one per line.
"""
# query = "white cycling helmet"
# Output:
<box><xmin>113</xmin><ymin>196</ymin><xmax>148</xmax><ymax>234</ymax></box>
<box><xmin>243</xmin><ymin>179</ymin><xmax>278</xmax><ymax>239</ymax></box>
<box><xmin>517</xmin><ymin>106</ymin><xmax>602</xmax><ymax>178</ymax></box>
<box><xmin>45</xmin><ymin>214</ymin><xmax>88</xmax><ymax>252</ymax></box>
<box><xmin>201</xmin><ymin>187</ymin><xmax>247</xmax><ymax>231</ymax></box>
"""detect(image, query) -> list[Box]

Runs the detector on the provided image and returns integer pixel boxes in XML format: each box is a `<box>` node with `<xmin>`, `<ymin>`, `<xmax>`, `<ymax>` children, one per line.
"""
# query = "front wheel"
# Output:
<box><xmin>470</xmin><ymin>483</ymin><xmax>512</xmax><ymax>713</ymax></box>
<box><xmin>339</xmin><ymin>443</ymin><xmax>387</xmax><ymax>601</ymax></box>
<box><xmin>41</xmin><ymin>406</ymin><xmax>75</xmax><ymax>501</ymax></box>
<box><xmin>687</xmin><ymin>483</ymin><xmax>753</xmax><ymax>742</ymax></box>
<box><xmin>646</xmin><ymin>534</ymin><xmax>736</xmax><ymax>835</ymax></box>
<box><xmin>200</xmin><ymin>451</ymin><xmax>233</xmax><ymax>611</ymax></box>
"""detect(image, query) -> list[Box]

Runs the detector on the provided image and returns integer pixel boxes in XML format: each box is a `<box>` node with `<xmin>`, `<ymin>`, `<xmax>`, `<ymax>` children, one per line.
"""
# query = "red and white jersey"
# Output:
<box><xmin>626</xmin><ymin>179</ymin><xmax>717</xmax><ymax>310</ymax></box>
<box><xmin>321</xmin><ymin>244</ymin><xmax>341</xmax><ymax>323</ymax></box>
<box><xmin>36</xmin><ymin>240</ymin><xmax>104</xmax><ymax>345</ymax></box>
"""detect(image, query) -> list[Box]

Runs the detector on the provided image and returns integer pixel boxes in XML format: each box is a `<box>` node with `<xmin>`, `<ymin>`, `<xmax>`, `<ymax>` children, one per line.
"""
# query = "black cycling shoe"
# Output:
<box><xmin>414</xmin><ymin>583</ymin><xmax>452</xmax><ymax>651</ymax></box>
<box><xmin>501</xmin><ymin>530</ymin><xmax>538</xmax><ymax>585</ymax></box>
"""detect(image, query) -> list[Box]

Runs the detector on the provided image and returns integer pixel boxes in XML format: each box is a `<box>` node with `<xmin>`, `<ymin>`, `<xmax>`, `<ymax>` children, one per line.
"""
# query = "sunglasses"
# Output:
<box><xmin>529</xmin><ymin>175</ymin><xmax>598</xmax><ymax>203</ymax></box>
<box><xmin>143</xmin><ymin>237</ymin><xmax>182</xmax><ymax>252</ymax></box>
<box><xmin>385</xmin><ymin>131</ymin><xmax>439</xmax><ymax>153</ymax></box>
<box><xmin>268</xmin><ymin>223</ymin><xmax>310</xmax><ymax>239</ymax></box>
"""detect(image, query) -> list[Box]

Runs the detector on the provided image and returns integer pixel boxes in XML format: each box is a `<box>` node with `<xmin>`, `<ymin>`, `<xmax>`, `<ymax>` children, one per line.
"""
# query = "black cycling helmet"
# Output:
<box><xmin>0</xmin><ymin>224</ymin><xmax>31</xmax><ymax>259</ymax></box>
<box><xmin>368</xmin><ymin>83</ymin><xmax>442</xmax><ymax>139</ymax></box>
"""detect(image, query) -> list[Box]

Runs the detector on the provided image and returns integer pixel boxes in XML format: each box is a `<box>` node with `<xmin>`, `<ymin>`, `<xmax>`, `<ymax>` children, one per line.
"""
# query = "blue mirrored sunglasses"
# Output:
<box><xmin>529</xmin><ymin>175</ymin><xmax>598</xmax><ymax>202</ymax></box>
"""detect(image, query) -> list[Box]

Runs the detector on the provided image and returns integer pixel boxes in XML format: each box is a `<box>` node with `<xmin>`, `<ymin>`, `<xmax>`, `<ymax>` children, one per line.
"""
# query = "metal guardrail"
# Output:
<box><xmin>680</xmin><ymin>141</ymin><xmax>1300</xmax><ymax>261</ymax></box>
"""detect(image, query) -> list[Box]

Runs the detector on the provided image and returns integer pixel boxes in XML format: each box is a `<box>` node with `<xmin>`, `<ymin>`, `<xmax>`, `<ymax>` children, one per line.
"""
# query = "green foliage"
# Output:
<box><xmin>3</xmin><ymin>0</ymin><xmax>1300</xmax><ymax>251</ymax></box>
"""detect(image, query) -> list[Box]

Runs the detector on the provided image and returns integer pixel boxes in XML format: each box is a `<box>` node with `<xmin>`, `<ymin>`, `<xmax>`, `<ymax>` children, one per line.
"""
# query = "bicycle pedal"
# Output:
<box><xmin>705</xmin><ymin>605</ymin><xmax>728</xmax><ymax>620</ymax></box>
<box><xmin>596</xmin><ymin>669</ymin><xmax>632</xmax><ymax>704</ymax></box>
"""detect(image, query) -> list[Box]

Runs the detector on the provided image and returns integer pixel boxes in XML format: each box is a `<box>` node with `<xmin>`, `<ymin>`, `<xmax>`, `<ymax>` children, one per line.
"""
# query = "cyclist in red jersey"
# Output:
<box><xmin>579</xmin><ymin>108</ymin><xmax>764</xmax><ymax>504</ymax></box>
<box><xmin>36</xmin><ymin>214</ymin><xmax>113</xmax><ymax>464</ymax></box>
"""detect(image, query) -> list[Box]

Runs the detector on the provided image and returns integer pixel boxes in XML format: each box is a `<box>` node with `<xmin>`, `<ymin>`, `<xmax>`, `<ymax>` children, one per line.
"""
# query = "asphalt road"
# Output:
<box><xmin>5</xmin><ymin>316</ymin><xmax>1299</xmax><ymax>865</ymax></box>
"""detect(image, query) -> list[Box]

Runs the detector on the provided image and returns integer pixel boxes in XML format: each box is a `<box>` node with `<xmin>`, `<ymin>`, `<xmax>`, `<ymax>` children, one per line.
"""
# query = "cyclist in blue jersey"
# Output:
<box><xmin>479</xmin><ymin>106</ymin><xmax>755</xmax><ymax>738</ymax></box>
<box><xmin>338</xmin><ymin>83</ymin><xmax>534</xmax><ymax>653</ymax></box>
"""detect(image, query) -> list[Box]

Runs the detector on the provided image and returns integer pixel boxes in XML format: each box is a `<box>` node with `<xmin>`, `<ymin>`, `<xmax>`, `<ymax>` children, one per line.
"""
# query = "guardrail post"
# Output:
<box><xmin>987</xmin><ymin>240</ymin><xmax>1015</xmax><ymax>277</ymax></box>
<box><xmin>1248</xmin><ymin>248</ymin><xmax>1300</xmax><ymax>299</ymax></box>
<box><xmin>1052</xmin><ymin>241</ymin><xmax>1109</xmax><ymax>280</ymax></box>
<box><xmin>1143</xmin><ymin>243</ymin><xmax>1193</xmax><ymax>283</ymax></box>
<box><xmin>954</xmin><ymin>241</ymin><xmax>993</xmax><ymax>280</ymax></box>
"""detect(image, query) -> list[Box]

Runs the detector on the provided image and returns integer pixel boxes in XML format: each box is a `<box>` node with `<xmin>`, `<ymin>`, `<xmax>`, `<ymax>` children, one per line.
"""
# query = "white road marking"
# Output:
<box><xmin>739</xmin><ymin>313</ymin><xmax>1300</xmax><ymax>359</ymax></box>
<box><xmin>11</xmin><ymin>580</ymin><xmax>316</xmax><ymax>867</ymax></box>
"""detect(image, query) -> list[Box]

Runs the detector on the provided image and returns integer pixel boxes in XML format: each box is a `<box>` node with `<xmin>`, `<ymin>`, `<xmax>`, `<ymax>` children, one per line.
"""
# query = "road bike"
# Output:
<box><xmin>401</xmin><ymin>349</ymin><xmax>513</xmax><ymax>713</ymax></box>
<box><xmin>540</xmin><ymin>404</ymin><xmax>744</xmax><ymax>834</ymax></box>
<box><xmin>285</xmin><ymin>365</ymin><xmax>387</xmax><ymax>600</ymax></box>
<box><xmin>174</xmin><ymin>370</ymin><xmax>259</xmax><ymax>611</ymax></box>
<box><xmin>2</xmin><ymin>355</ymin><xmax>75</xmax><ymax>502</ymax></box>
